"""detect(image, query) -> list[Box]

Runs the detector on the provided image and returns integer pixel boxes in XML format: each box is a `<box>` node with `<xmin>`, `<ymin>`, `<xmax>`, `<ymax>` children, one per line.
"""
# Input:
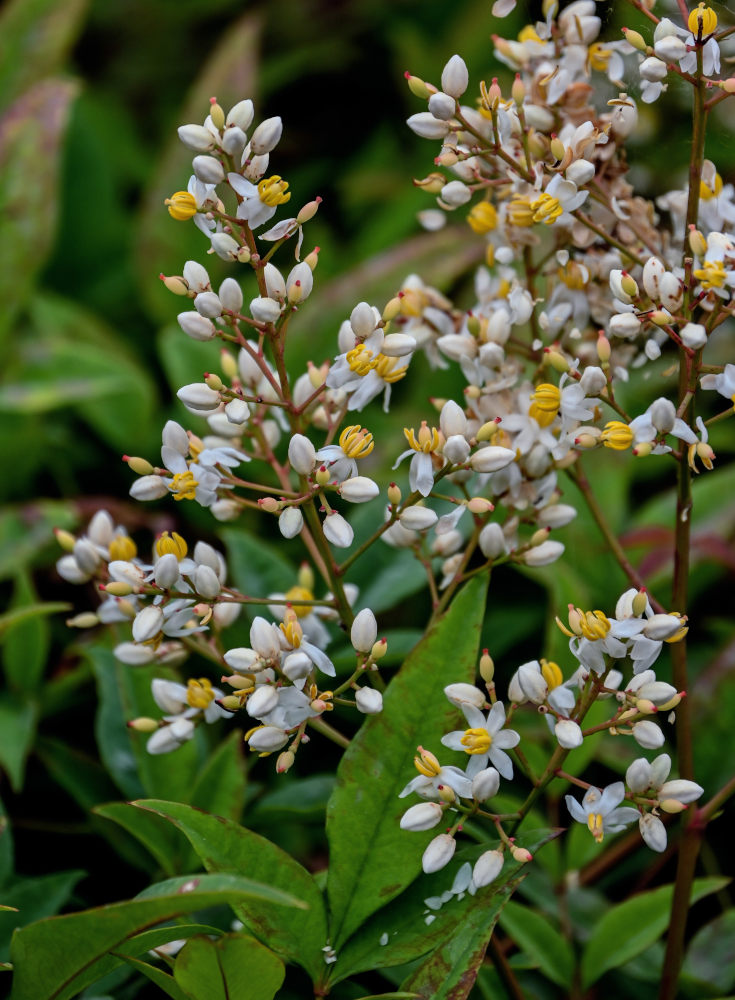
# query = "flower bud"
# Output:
<box><xmin>355</xmin><ymin>687</ymin><xmax>383</xmax><ymax>714</ymax></box>
<box><xmin>128</xmin><ymin>717</ymin><xmax>159</xmax><ymax>733</ymax></box>
<box><xmin>246</xmin><ymin>684</ymin><xmax>279</xmax><ymax>718</ymax></box>
<box><xmin>400</xmin><ymin>802</ymin><xmax>444</xmax><ymax>831</ymax></box>
<box><xmin>445</xmin><ymin>682</ymin><xmax>485</xmax><ymax>708</ymax></box>
<box><xmin>65</xmin><ymin>611</ymin><xmax>100</xmax><ymax>628</ymax></box>
<box><xmin>510</xmin><ymin>845</ymin><xmax>533</xmax><ymax>863</ymax></box>
<box><xmin>278</xmin><ymin>507</ymin><xmax>304</xmax><ymax>539</ymax></box>
<box><xmin>422</xmin><ymin>833</ymin><xmax>456</xmax><ymax>873</ymax></box>
<box><xmin>250</xmin><ymin>117</ymin><xmax>283</xmax><ymax>155</ymax></box>
<box><xmin>555</xmin><ymin>719</ymin><xmax>583</xmax><ymax>749</ymax></box>
<box><xmin>470</xmin><ymin>446</ymin><xmax>516</xmax><ymax>473</ymax></box>
<box><xmin>654</xmin><ymin>35</ymin><xmax>687</xmax><ymax>61</ymax></box>
<box><xmin>640</xmin><ymin>57</ymin><xmax>667</xmax><ymax>83</ymax></box>
<box><xmin>132</xmin><ymin>606</ymin><xmax>163</xmax><ymax>643</ymax></box>
<box><xmin>658</xmin><ymin>779</ymin><xmax>703</xmax><ymax>804</ymax></box>
<box><xmin>478</xmin><ymin>522</ymin><xmax>506</xmax><ymax>559</ymax></box>
<box><xmin>351</xmin><ymin>608</ymin><xmax>378</xmax><ymax>653</ymax></box>
<box><xmin>322</xmin><ymin>512</ymin><xmax>354</xmax><ymax>548</ymax></box>
<box><xmin>399</xmin><ymin>506</ymin><xmax>438</xmax><ymax>531</ymax></box>
<box><xmin>632</xmin><ymin>720</ymin><xmax>664</xmax><ymax>749</ymax></box>
<box><xmin>626</xmin><ymin>758</ymin><xmax>653</xmax><ymax>793</ymax></box>
<box><xmin>522</xmin><ymin>540</ymin><xmax>565</xmax><ymax>566</ymax></box>
<box><xmin>680</xmin><ymin>323</ymin><xmax>706</xmax><ymax>350</ymax></box>
<box><xmin>658</xmin><ymin>799</ymin><xmax>687</xmax><ymax>814</ymax></box>
<box><xmin>247</xmin><ymin>726</ymin><xmax>288</xmax><ymax>752</ymax></box>
<box><xmin>473</xmin><ymin>849</ymin><xmax>504</xmax><ymax>887</ymax></box>
<box><xmin>288</xmin><ymin>434</ymin><xmax>316</xmax><ymax>475</ymax></box>
<box><xmin>428</xmin><ymin>92</ymin><xmax>457</xmax><ymax>121</ymax></box>
<box><xmin>250</xmin><ymin>296</ymin><xmax>282</xmax><ymax>324</ymax></box>
<box><xmin>226</xmin><ymin>99</ymin><xmax>254</xmax><ymax>130</ymax></box>
<box><xmin>639</xmin><ymin>813</ymin><xmax>667</xmax><ymax>852</ymax></box>
<box><xmin>276</xmin><ymin>750</ymin><xmax>295</xmax><ymax>773</ymax></box>
<box><xmin>471</xmin><ymin>766</ymin><xmax>500</xmax><ymax>801</ymax></box>
<box><xmin>192</xmin><ymin>155</ymin><xmax>225</xmax><ymax>184</ymax></box>
<box><xmin>441</xmin><ymin>54</ymin><xmax>469</xmax><ymax>99</ymax></box>
<box><xmin>177</xmin><ymin>383</ymin><xmax>221</xmax><ymax>411</ymax></box>
<box><xmin>380</xmin><ymin>333</ymin><xmax>416</xmax><ymax>357</ymax></box>
<box><xmin>178</xmin><ymin>311</ymin><xmax>216</xmax><ymax>341</ymax></box>
<box><xmin>178</xmin><ymin>124</ymin><xmax>216</xmax><ymax>152</ymax></box>
<box><xmin>407</xmin><ymin>113</ymin><xmax>451</xmax><ymax>139</ymax></box>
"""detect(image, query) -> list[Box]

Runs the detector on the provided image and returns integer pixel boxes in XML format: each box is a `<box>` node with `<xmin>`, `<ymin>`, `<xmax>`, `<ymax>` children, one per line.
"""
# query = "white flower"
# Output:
<box><xmin>351</xmin><ymin>608</ymin><xmax>378</xmax><ymax>653</ymax></box>
<box><xmin>565</xmin><ymin>782</ymin><xmax>639</xmax><ymax>842</ymax></box>
<box><xmin>422</xmin><ymin>834</ymin><xmax>456</xmax><ymax>873</ymax></box>
<box><xmin>400</xmin><ymin>802</ymin><xmax>444</xmax><ymax>831</ymax></box>
<box><xmin>441</xmin><ymin>700</ymin><xmax>520</xmax><ymax>780</ymax></box>
<box><xmin>355</xmin><ymin>687</ymin><xmax>383</xmax><ymax>714</ymax></box>
<box><xmin>472</xmin><ymin>850</ymin><xmax>504</xmax><ymax>887</ymax></box>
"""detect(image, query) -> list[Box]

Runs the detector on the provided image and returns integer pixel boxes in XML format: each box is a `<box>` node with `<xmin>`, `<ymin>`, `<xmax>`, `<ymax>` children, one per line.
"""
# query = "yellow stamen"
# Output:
<box><xmin>169</xmin><ymin>470</ymin><xmax>199</xmax><ymax>501</ymax></box>
<box><xmin>404</xmin><ymin>420</ymin><xmax>442</xmax><ymax>454</ymax></box>
<box><xmin>530</xmin><ymin>192</ymin><xmax>563</xmax><ymax>225</ymax></box>
<box><xmin>109</xmin><ymin>536</ymin><xmax>137</xmax><ymax>561</ymax></box>
<box><xmin>155</xmin><ymin>531</ymin><xmax>188</xmax><ymax>560</ymax></box>
<box><xmin>187</xmin><ymin>677</ymin><xmax>215</xmax><ymax>710</ymax></box>
<box><xmin>529</xmin><ymin>383</ymin><xmax>561</xmax><ymax>427</ymax></box>
<box><xmin>346</xmin><ymin>345</ymin><xmax>377</xmax><ymax>376</ymax></box>
<box><xmin>588</xmin><ymin>42</ymin><xmax>612</xmax><ymax>72</ymax></box>
<box><xmin>257</xmin><ymin>175</ymin><xmax>291</xmax><ymax>207</ymax></box>
<box><xmin>579</xmin><ymin>610</ymin><xmax>611</xmax><ymax>641</ymax></box>
<box><xmin>558</xmin><ymin>261</ymin><xmax>588</xmax><ymax>290</ymax></box>
<box><xmin>518</xmin><ymin>25</ymin><xmax>543</xmax><ymax>44</ymax></box>
<box><xmin>280</xmin><ymin>609</ymin><xmax>303</xmax><ymax>648</ymax></box>
<box><xmin>414</xmin><ymin>745</ymin><xmax>442</xmax><ymax>777</ymax></box>
<box><xmin>165</xmin><ymin>191</ymin><xmax>198</xmax><ymax>221</ymax></box>
<box><xmin>693</xmin><ymin>260</ymin><xmax>726</xmax><ymax>290</ymax></box>
<box><xmin>601</xmin><ymin>420</ymin><xmax>634</xmax><ymax>450</ymax></box>
<box><xmin>374</xmin><ymin>354</ymin><xmax>408</xmax><ymax>383</ymax></box>
<box><xmin>507</xmin><ymin>196</ymin><xmax>536</xmax><ymax>227</ymax></box>
<box><xmin>700</xmin><ymin>173</ymin><xmax>723</xmax><ymax>201</ymax></box>
<box><xmin>284</xmin><ymin>585</ymin><xmax>315</xmax><ymax>618</ymax></box>
<box><xmin>467</xmin><ymin>201</ymin><xmax>498</xmax><ymax>234</ymax></box>
<box><xmin>688</xmin><ymin>3</ymin><xmax>717</xmax><ymax>36</ymax></box>
<box><xmin>339</xmin><ymin>424</ymin><xmax>375</xmax><ymax>459</ymax></box>
<box><xmin>540</xmin><ymin>658</ymin><xmax>563</xmax><ymax>690</ymax></box>
<box><xmin>461</xmin><ymin>727</ymin><xmax>492</xmax><ymax>755</ymax></box>
<box><xmin>587</xmin><ymin>812</ymin><xmax>605</xmax><ymax>843</ymax></box>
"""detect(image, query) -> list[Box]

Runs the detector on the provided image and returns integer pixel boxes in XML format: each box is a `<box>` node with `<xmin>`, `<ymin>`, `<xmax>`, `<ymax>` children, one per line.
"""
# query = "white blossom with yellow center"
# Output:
<box><xmin>441</xmin><ymin>700</ymin><xmax>520</xmax><ymax>780</ymax></box>
<box><xmin>315</xmin><ymin>424</ymin><xmax>375</xmax><ymax>482</ymax></box>
<box><xmin>392</xmin><ymin>421</ymin><xmax>445</xmax><ymax>497</ymax></box>
<box><xmin>566</xmin><ymin>782</ymin><xmax>639</xmax><ymax>844</ymax></box>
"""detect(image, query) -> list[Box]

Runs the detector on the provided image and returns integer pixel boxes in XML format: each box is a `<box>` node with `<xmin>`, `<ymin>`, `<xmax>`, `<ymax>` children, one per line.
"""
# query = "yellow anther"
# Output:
<box><xmin>155</xmin><ymin>531</ymin><xmax>189</xmax><ymax>560</ymax></box>
<box><xmin>257</xmin><ymin>175</ymin><xmax>291</xmax><ymax>207</ymax></box>
<box><xmin>587</xmin><ymin>812</ymin><xmax>605</xmax><ymax>843</ymax></box>
<box><xmin>529</xmin><ymin>383</ymin><xmax>561</xmax><ymax>427</ymax></box>
<box><xmin>700</xmin><ymin>173</ymin><xmax>723</xmax><ymax>201</ymax></box>
<box><xmin>558</xmin><ymin>261</ymin><xmax>588</xmax><ymax>290</ymax></box>
<box><xmin>374</xmin><ymin>354</ymin><xmax>408</xmax><ymax>383</ymax></box>
<box><xmin>461</xmin><ymin>727</ymin><xmax>492</xmax><ymax>755</ymax></box>
<box><xmin>284</xmin><ymin>584</ymin><xmax>315</xmax><ymax>618</ymax></box>
<box><xmin>688</xmin><ymin>3</ymin><xmax>717</xmax><ymax>36</ymax></box>
<box><xmin>530</xmin><ymin>193</ymin><xmax>563</xmax><ymax>225</ymax></box>
<box><xmin>588</xmin><ymin>42</ymin><xmax>612</xmax><ymax>72</ymax></box>
<box><xmin>339</xmin><ymin>424</ymin><xmax>375</xmax><ymax>459</ymax></box>
<box><xmin>507</xmin><ymin>196</ymin><xmax>536</xmax><ymax>227</ymax></box>
<box><xmin>601</xmin><ymin>421</ymin><xmax>634</xmax><ymax>451</ymax></box>
<box><xmin>688</xmin><ymin>441</ymin><xmax>715</xmax><ymax>473</ymax></box>
<box><xmin>467</xmin><ymin>201</ymin><xmax>498</xmax><ymax>234</ymax></box>
<box><xmin>398</xmin><ymin>288</ymin><xmax>426</xmax><ymax>317</ymax></box>
<box><xmin>693</xmin><ymin>260</ymin><xmax>727</xmax><ymax>290</ymax></box>
<box><xmin>579</xmin><ymin>610</ymin><xmax>611</xmax><ymax>641</ymax></box>
<box><xmin>414</xmin><ymin>746</ymin><xmax>442</xmax><ymax>778</ymax></box>
<box><xmin>297</xmin><ymin>563</ymin><xmax>315</xmax><ymax>592</ymax></box>
<box><xmin>280</xmin><ymin>609</ymin><xmax>303</xmax><ymax>648</ymax></box>
<box><xmin>165</xmin><ymin>191</ymin><xmax>198</xmax><ymax>221</ymax></box>
<box><xmin>540</xmin><ymin>658</ymin><xmax>563</xmax><ymax>690</ymax></box>
<box><xmin>664</xmin><ymin>614</ymin><xmax>689</xmax><ymax>644</ymax></box>
<box><xmin>187</xmin><ymin>677</ymin><xmax>215</xmax><ymax>709</ymax></box>
<box><xmin>109</xmin><ymin>535</ymin><xmax>137</xmax><ymax>561</ymax></box>
<box><xmin>404</xmin><ymin>421</ymin><xmax>442</xmax><ymax>454</ymax></box>
<box><xmin>518</xmin><ymin>25</ymin><xmax>543</xmax><ymax>44</ymax></box>
<box><xmin>346</xmin><ymin>345</ymin><xmax>377</xmax><ymax>376</ymax></box>
<box><xmin>169</xmin><ymin>470</ymin><xmax>199</xmax><ymax>501</ymax></box>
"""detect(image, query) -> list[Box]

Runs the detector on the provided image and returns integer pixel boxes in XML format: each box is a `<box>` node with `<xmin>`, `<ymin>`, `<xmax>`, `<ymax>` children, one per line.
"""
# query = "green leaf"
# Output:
<box><xmin>2</xmin><ymin>572</ymin><xmax>51</xmax><ymax>692</ymax></box>
<box><xmin>326</xmin><ymin>575</ymin><xmax>489</xmax><ymax>949</ymax></box>
<box><xmin>497</xmin><ymin>899</ymin><xmax>574</xmax><ymax>988</ymax></box>
<box><xmin>353</xmin><ymin>547</ymin><xmax>428</xmax><ymax>615</ymax></box>
<box><xmin>0</xmin><ymin>79</ymin><xmax>79</xmax><ymax>345</ymax></box>
<box><xmin>132</xmin><ymin>800</ymin><xmax>327</xmax><ymax>979</ymax></box>
<box><xmin>581</xmin><ymin>877</ymin><xmax>730</xmax><ymax>988</ymax></box>
<box><xmin>0</xmin><ymin>870</ymin><xmax>85</xmax><ymax>963</ymax></box>
<box><xmin>0</xmin><ymin>795</ymin><xmax>13</xmax><ymax>889</ymax></box>
<box><xmin>0</xmin><ymin>601</ymin><xmax>70</xmax><ymax>642</ymax></box>
<box><xmin>0</xmin><ymin>0</ymin><xmax>89</xmax><ymax>111</ymax></box>
<box><xmin>116</xmin><ymin>954</ymin><xmax>189</xmax><ymax>1000</ymax></box>
<box><xmin>681</xmin><ymin>910</ymin><xmax>735</xmax><ymax>995</ymax></box>
<box><xmin>136</xmin><ymin>11</ymin><xmax>262</xmax><ymax>324</ymax></box>
<box><xmin>0</xmin><ymin>501</ymin><xmax>76</xmax><ymax>582</ymax></box>
<box><xmin>93</xmin><ymin>803</ymin><xmax>187</xmax><ymax>877</ymax></box>
<box><xmin>174</xmin><ymin>933</ymin><xmax>285</xmax><ymax>1000</ymax></box>
<box><xmin>190</xmin><ymin>731</ymin><xmax>246</xmax><ymax>822</ymax></box>
<box><xmin>0</xmin><ymin>696</ymin><xmax>38</xmax><ymax>792</ymax></box>
<box><xmin>250</xmin><ymin>773</ymin><xmax>335</xmax><ymax>822</ymax></box>
<box><xmin>333</xmin><ymin>833</ymin><xmax>555</xmax><ymax>983</ymax></box>
<box><xmin>9</xmin><ymin>873</ymin><xmax>305</xmax><ymax>1000</ymax></box>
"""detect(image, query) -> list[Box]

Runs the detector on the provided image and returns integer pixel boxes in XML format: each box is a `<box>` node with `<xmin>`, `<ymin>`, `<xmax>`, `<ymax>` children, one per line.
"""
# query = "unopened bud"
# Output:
<box><xmin>404</xmin><ymin>72</ymin><xmax>432</xmax><ymax>100</ymax></box>
<box><xmin>219</xmin><ymin>695</ymin><xmax>242</xmax><ymax>711</ymax></box>
<box><xmin>370</xmin><ymin>638</ymin><xmax>388</xmax><ymax>660</ymax></box>
<box><xmin>620</xmin><ymin>273</ymin><xmax>639</xmax><ymax>298</ymax></box>
<box><xmin>296</xmin><ymin>196</ymin><xmax>322</xmax><ymax>224</ymax></box>
<box><xmin>209</xmin><ymin>97</ymin><xmax>225</xmax><ymax>130</ymax></box>
<box><xmin>632</xmin><ymin>590</ymin><xmax>648</xmax><ymax>616</ymax></box>
<box><xmin>648</xmin><ymin>310</ymin><xmax>670</xmax><ymax>327</ymax></box>
<box><xmin>621</xmin><ymin>27</ymin><xmax>647</xmax><ymax>51</ymax></box>
<box><xmin>128</xmin><ymin>717</ymin><xmax>159</xmax><ymax>733</ymax></box>
<box><xmin>303</xmin><ymin>247</ymin><xmax>320</xmax><ymax>271</ymax></box>
<box><xmin>276</xmin><ymin>750</ymin><xmax>295</xmax><ymax>773</ymax></box>
<box><xmin>315</xmin><ymin>465</ymin><xmax>331</xmax><ymax>486</ymax></box>
<box><xmin>467</xmin><ymin>497</ymin><xmax>495</xmax><ymax>514</ymax></box>
<box><xmin>546</xmin><ymin>349</ymin><xmax>570</xmax><ymax>373</ymax></box>
<box><xmin>511</xmin><ymin>73</ymin><xmax>525</xmax><ymax>105</ymax></box>
<box><xmin>124</xmin><ymin>455</ymin><xmax>155</xmax><ymax>475</ymax></box>
<box><xmin>687</xmin><ymin>225</ymin><xmax>707</xmax><ymax>257</ymax></box>
<box><xmin>104</xmin><ymin>581</ymin><xmax>134</xmax><ymax>597</ymax></box>
<box><xmin>258</xmin><ymin>497</ymin><xmax>282</xmax><ymax>513</ymax></box>
<box><xmin>467</xmin><ymin>315</ymin><xmax>481</xmax><ymax>337</ymax></box>
<box><xmin>220</xmin><ymin>350</ymin><xmax>238</xmax><ymax>379</ymax></box>
<box><xmin>659</xmin><ymin>798</ymin><xmax>687</xmax><ymax>814</ymax></box>
<box><xmin>635</xmin><ymin>698</ymin><xmax>657</xmax><ymax>715</ymax></box>
<box><xmin>66</xmin><ymin>612</ymin><xmax>100</xmax><ymax>628</ymax></box>
<box><xmin>510</xmin><ymin>845</ymin><xmax>533</xmax><ymax>863</ymax></box>
<box><xmin>383</xmin><ymin>296</ymin><xmax>401</xmax><ymax>322</ymax></box>
<box><xmin>437</xmin><ymin>783</ymin><xmax>456</xmax><ymax>804</ymax></box>
<box><xmin>530</xmin><ymin>527</ymin><xmax>551</xmax><ymax>547</ymax></box>
<box><xmin>160</xmin><ymin>273</ymin><xmax>190</xmax><ymax>296</ymax></box>
<box><xmin>387</xmin><ymin>482</ymin><xmax>402</xmax><ymax>505</ymax></box>
<box><xmin>550</xmin><ymin>135</ymin><xmax>566</xmax><ymax>161</ymax></box>
<box><xmin>633</xmin><ymin>442</ymin><xmax>653</xmax><ymax>458</ymax></box>
<box><xmin>205</xmin><ymin>373</ymin><xmax>224</xmax><ymax>391</ymax></box>
<box><xmin>597</xmin><ymin>333</ymin><xmax>611</xmax><ymax>364</ymax></box>
<box><xmin>479</xmin><ymin>649</ymin><xmax>494</xmax><ymax>683</ymax></box>
<box><xmin>55</xmin><ymin>528</ymin><xmax>76</xmax><ymax>552</ymax></box>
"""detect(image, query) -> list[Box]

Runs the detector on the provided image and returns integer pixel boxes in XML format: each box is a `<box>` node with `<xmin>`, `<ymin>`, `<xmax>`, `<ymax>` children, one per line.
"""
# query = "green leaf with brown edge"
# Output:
<box><xmin>135</xmin><ymin>11</ymin><xmax>262</xmax><ymax>324</ymax></box>
<box><xmin>9</xmin><ymin>873</ymin><xmax>305</xmax><ymax>1000</ymax></box>
<box><xmin>0</xmin><ymin>0</ymin><xmax>89</xmax><ymax>111</ymax></box>
<box><xmin>330</xmin><ymin>832</ymin><xmax>556</xmax><ymax>984</ymax></box>
<box><xmin>132</xmin><ymin>799</ymin><xmax>327</xmax><ymax>980</ymax></box>
<box><xmin>581</xmin><ymin>876</ymin><xmax>730</xmax><ymax>988</ymax></box>
<box><xmin>173</xmin><ymin>933</ymin><xmax>285</xmax><ymax>1000</ymax></box>
<box><xmin>0</xmin><ymin>79</ymin><xmax>79</xmax><ymax>346</ymax></box>
<box><xmin>325</xmin><ymin>574</ymin><xmax>489</xmax><ymax>950</ymax></box>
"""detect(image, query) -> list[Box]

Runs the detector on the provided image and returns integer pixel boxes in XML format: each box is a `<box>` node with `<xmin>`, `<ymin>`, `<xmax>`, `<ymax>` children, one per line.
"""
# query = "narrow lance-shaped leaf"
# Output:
<box><xmin>326</xmin><ymin>574</ymin><xmax>489</xmax><ymax>949</ymax></box>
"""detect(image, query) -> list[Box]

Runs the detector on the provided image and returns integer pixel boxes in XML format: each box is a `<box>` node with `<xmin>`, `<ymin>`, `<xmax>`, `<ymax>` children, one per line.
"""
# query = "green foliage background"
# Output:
<box><xmin>0</xmin><ymin>0</ymin><xmax>734</xmax><ymax>997</ymax></box>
